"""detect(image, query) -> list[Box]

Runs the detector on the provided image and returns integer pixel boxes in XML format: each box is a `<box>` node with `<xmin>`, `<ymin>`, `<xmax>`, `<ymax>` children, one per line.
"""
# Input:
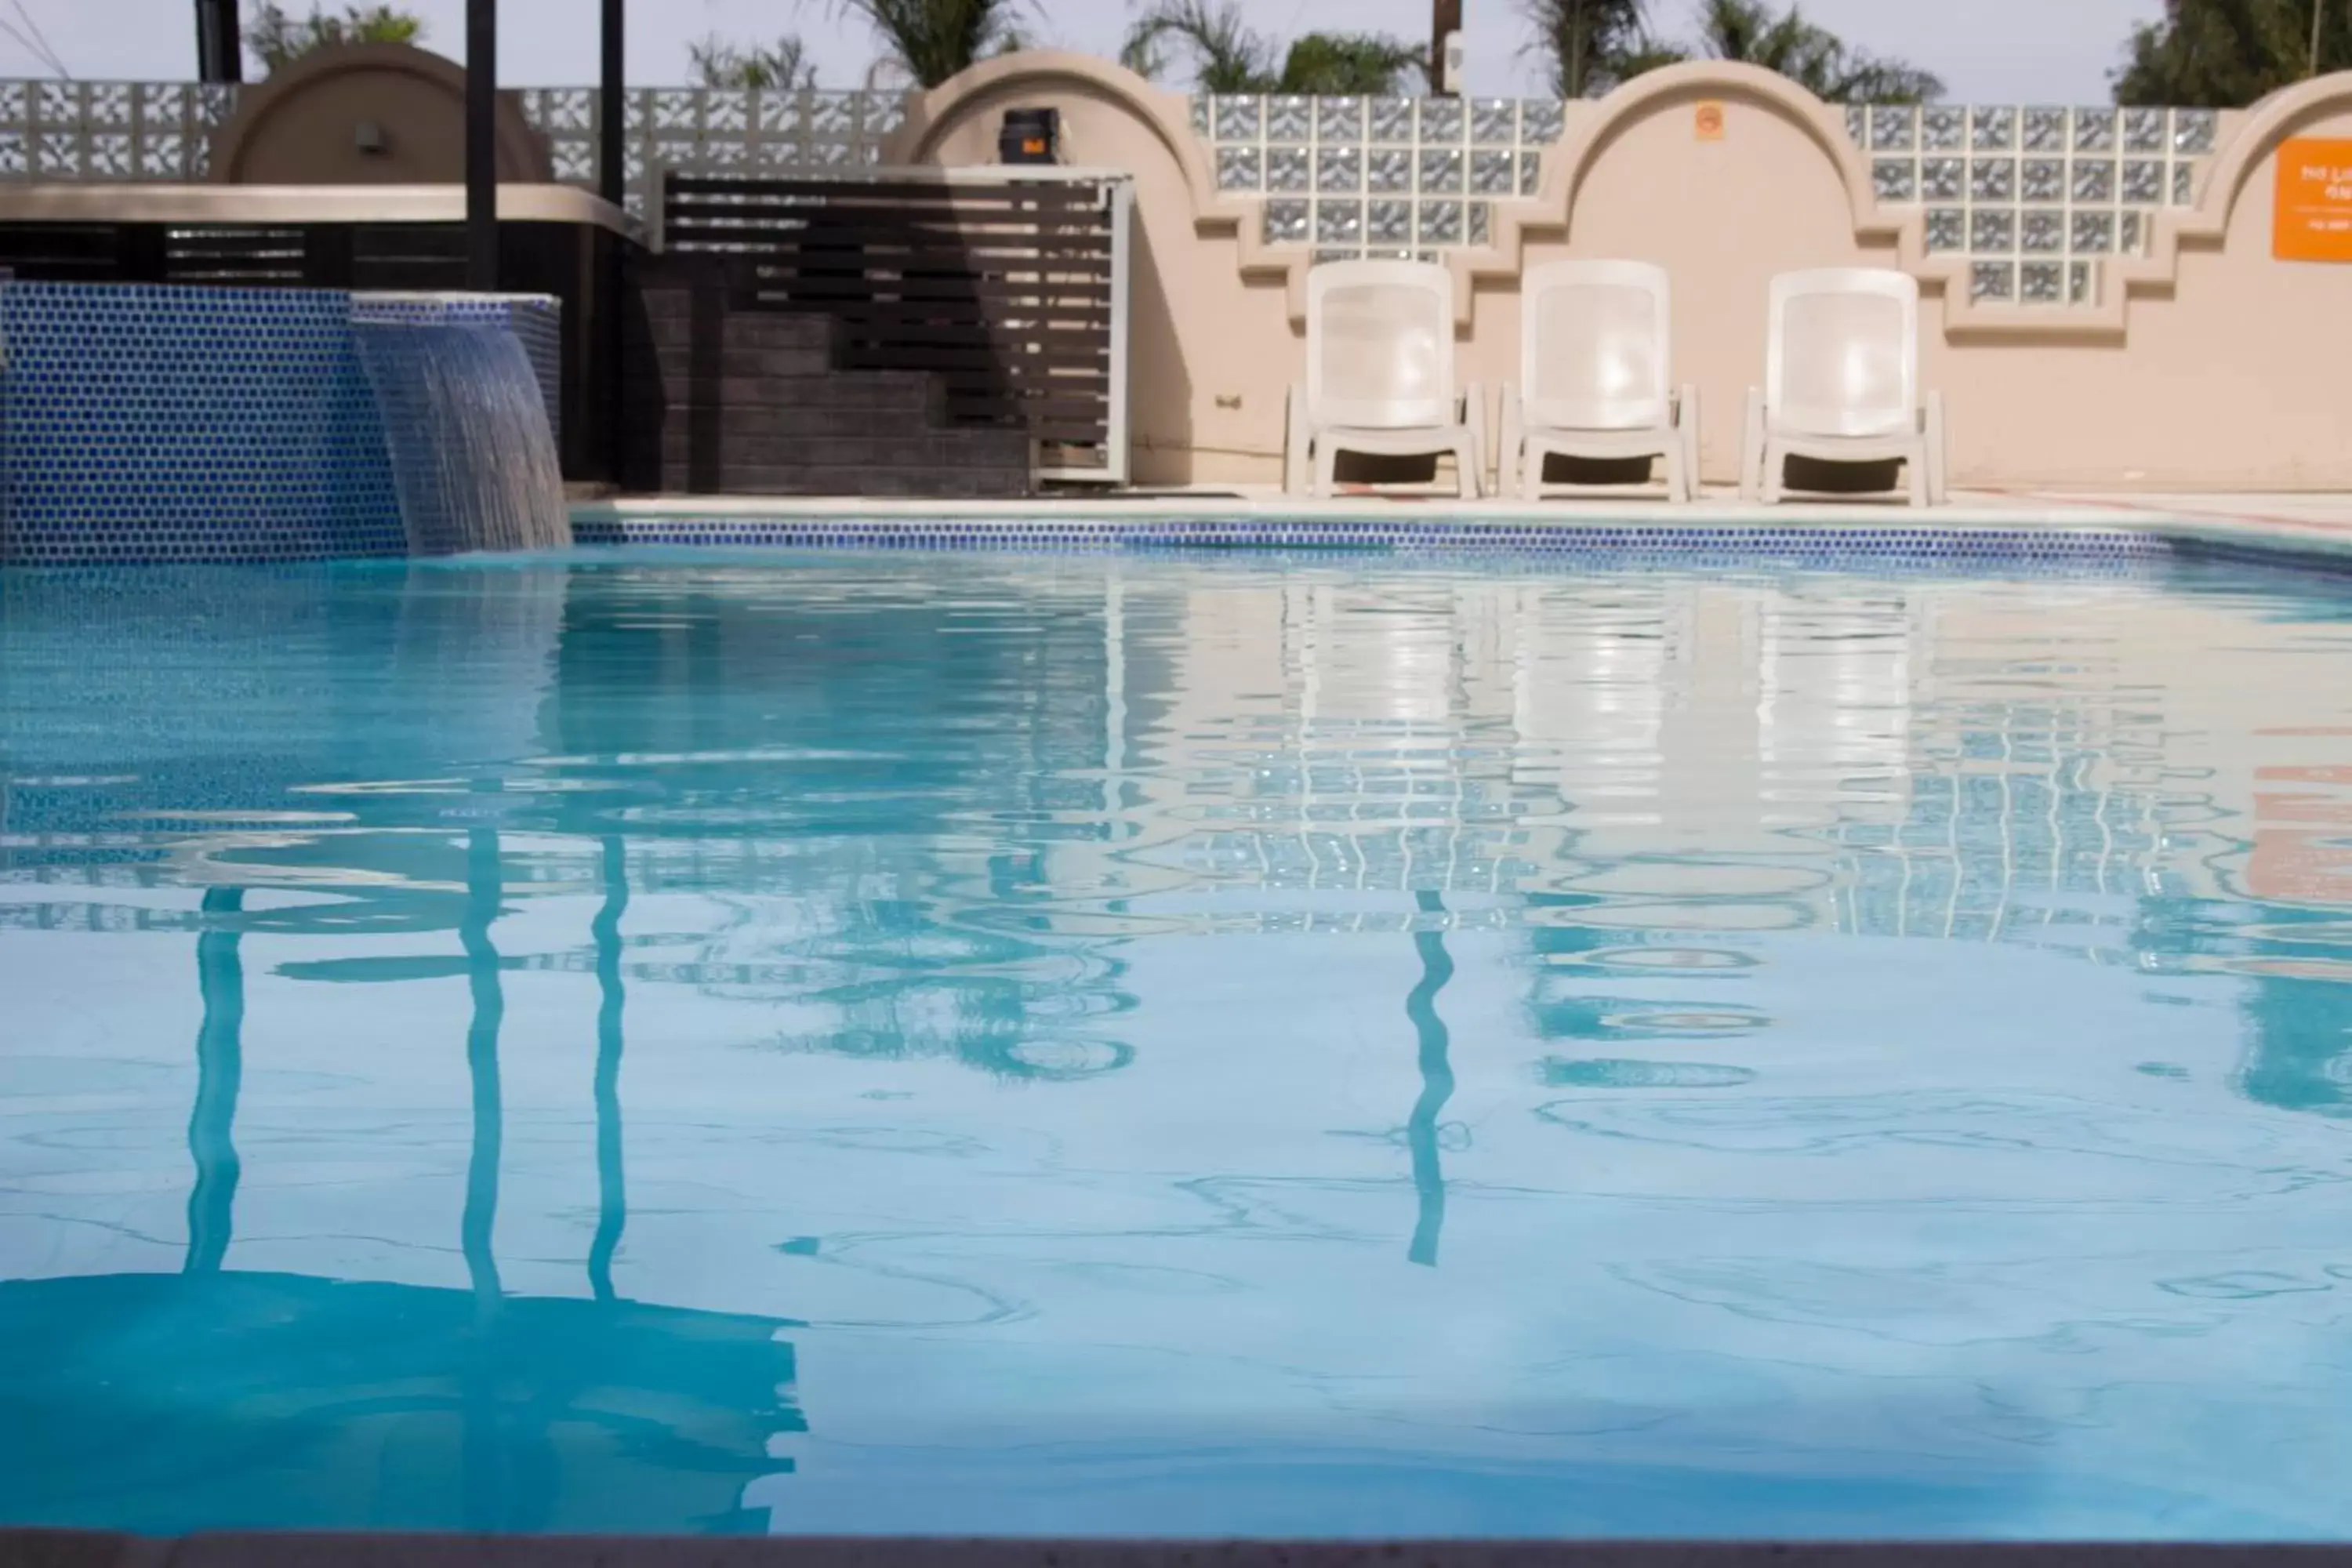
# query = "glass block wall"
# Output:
<box><xmin>1193</xmin><ymin>93</ymin><xmax>1561</xmax><ymax>263</ymax></box>
<box><xmin>1847</xmin><ymin>103</ymin><xmax>2220</xmax><ymax>306</ymax></box>
<box><xmin>0</xmin><ymin>78</ymin><xmax>2225</xmax><ymax>308</ymax></box>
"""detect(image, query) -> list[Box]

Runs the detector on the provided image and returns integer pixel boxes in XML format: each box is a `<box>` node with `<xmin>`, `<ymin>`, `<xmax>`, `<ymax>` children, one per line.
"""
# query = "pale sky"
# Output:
<box><xmin>9</xmin><ymin>0</ymin><xmax>2167</xmax><ymax>105</ymax></box>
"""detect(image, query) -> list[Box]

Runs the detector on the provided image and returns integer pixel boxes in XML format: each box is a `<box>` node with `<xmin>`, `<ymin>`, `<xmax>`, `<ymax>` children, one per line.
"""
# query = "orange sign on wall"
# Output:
<box><xmin>2274</xmin><ymin>137</ymin><xmax>2352</xmax><ymax>262</ymax></box>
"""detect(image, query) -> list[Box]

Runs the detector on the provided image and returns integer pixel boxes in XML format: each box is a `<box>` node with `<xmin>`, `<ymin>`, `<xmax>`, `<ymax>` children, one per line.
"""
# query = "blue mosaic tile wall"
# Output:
<box><xmin>0</xmin><ymin>281</ymin><xmax>562</xmax><ymax>566</ymax></box>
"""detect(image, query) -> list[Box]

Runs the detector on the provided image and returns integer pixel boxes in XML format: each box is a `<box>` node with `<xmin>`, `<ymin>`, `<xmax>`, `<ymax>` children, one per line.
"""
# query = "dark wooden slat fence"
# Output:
<box><xmin>658</xmin><ymin>171</ymin><xmax>1131</xmax><ymax>481</ymax></box>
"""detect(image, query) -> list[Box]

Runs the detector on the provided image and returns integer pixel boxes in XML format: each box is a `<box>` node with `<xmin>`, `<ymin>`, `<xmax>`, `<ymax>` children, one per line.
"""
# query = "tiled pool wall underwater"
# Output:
<box><xmin>0</xmin><ymin>280</ymin><xmax>562</xmax><ymax>565</ymax></box>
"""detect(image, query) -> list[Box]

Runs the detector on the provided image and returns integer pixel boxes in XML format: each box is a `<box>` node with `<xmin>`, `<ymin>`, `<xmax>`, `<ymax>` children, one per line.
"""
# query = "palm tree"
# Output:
<box><xmin>688</xmin><ymin>34</ymin><xmax>820</xmax><ymax>90</ymax></box>
<box><xmin>244</xmin><ymin>2</ymin><xmax>423</xmax><ymax>72</ymax></box>
<box><xmin>1516</xmin><ymin>0</ymin><xmax>1657</xmax><ymax>98</ymax></box>
<box><xmin>818</xmin><ymin>0</ymin><xmax>1031</xmax><ymax>89</ymax></box>
<box><xmin>1122</xmin><ymin>0</ymin><xmax>1428</xmax><ymax>95</ymax></box>
<box><xmin>1693</xmin><ymin>0</ymin><xmax>1943</xmax><ymax>101</ymax></box>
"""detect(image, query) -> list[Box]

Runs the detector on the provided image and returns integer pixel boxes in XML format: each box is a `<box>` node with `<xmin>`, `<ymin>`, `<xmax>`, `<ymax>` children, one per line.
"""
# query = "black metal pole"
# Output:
<box><xmin>598</xmin><ymin>0</ymin><xmax>626</xmax><ymax>209</ymax></box>
<box><xmin>466</xmin><ymin>0</ymin><xmax>499</xmax><ymax>291</ymax></box>
<box><xmin>195</xmin><ymin>0</ymin><xmax>243</xmax><ymax>82</ymax></box>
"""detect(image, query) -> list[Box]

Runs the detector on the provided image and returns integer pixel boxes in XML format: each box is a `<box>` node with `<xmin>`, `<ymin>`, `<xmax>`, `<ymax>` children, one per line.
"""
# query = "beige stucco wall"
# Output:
<box><xmin>890</xmin><ymin>56</ymin><xmax>2352</xmax><ymax>493</ymax></box>
<box><xmin>209</xmin><ymin>43</ymin><xmax>550</xmax><ymax>186</ymax></box>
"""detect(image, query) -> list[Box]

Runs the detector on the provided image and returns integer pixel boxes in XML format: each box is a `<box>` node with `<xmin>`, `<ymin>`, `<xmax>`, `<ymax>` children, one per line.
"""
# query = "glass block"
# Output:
<box><xmin>652</xmin><ymin>89</ymin><xmax>698</xmax><ymax>130</ymax></box>
<box><xmin>1418</xmin><ymin>198</ymin><xmax>1464</xmax><ymax>244</ymax></box>
<box><xmin>88</xmin><ymin>83</ymin><xmax>131</xmax><ymax>127</ymax></box>
<box><xmin>1316</xmin><ymin>198</ymin><xmax>1364</xmax><ymax>244</ymax></box>
<box><xmin>37</xmin><ymin>82</ymin><xmax>74</xmax><ymax>122</ymax></box>
<box><xmin>2174</xmin><ymin>108</ymin><xmax>2217</xmax><ymax>155</ymax></box>
<box><xmin>2121</xmin><ymin>158</ymin><xmax>2163</xmax><ymax>204</ymax></box>
<box><xmin>866</xmin><ymin>94</ymin><xmax>906</xmax><ymax>137</ymax></box>
<box><xmin>1267</xmin><ymin>96</ymin><xmax>1312</xmax><ymax>141</ymax></box>
<box><xmin>1845</xmin><ymin>103</ymin><xmax>1867</xmax><ymax>146</ymax></box>
<box><xmin>1472</xmin><ymin>98</ymin><xmax>1517</xmax><ymax>144</ymax></box>
<box><xmin>139</xmin><ymin>82</ymin><xmax>187</xmax><ymax>124</ymax></box>
<box><xmin>1418</xmin><ymin>147</ymin><xmax>1464</xmax><ymax>191</ymax></box>
<box><xmin>138</xmin><ymin>132</ymin><xmax>187</xmax><ymax>178</ymax></box>
<box><xmin>704</xmin><ymin>90</ymin><xmax>749</xmax><ymax>132</ymax></box>
<box><xmin>1264</xmin><ymin>198</ymin><xmax>1310</xmax><ymax>244</ymax></box>
<box><xmin>89</xmin><ymin>132</ymin><xmax>132</xmax><ymax>177</ymax></box>
<box><xmin>1522</xmin><ymin>100</ymin><xmax>1566</xmax><ymax>143</ymax></box>
<box><xmin>1870</xmin><ymin>107</ymin><xmax>1916</xmax><ymax>151</ymax></box>
<box><xmin>2022</xmin><ymin>107</ymin><xmax>2067</xmax><ymax>152</ymax></box>
<box><xmin>2172</xmin><ymin>161</ymin><xmax>2195</xmax><ymax>205</ymax></box>
<box><xmin>2071</xmin><ymin>158</ymin><xmax>2114</xmax><ymax>201</ymax></box>
<box><xmin>2020</xmin><ymin>260</ymin><xmax>2063</xmax><ymax>301</ymax></box>
<box><xmin>1471</xmin><ymin>149</ymin><xmax>1515</xmax><ymax>194</ymax></box>
<box><xmin>1316</xmin><ymin>146</ymin><xmax>1362</xmax><ymax>191</ymax></box>
<box><xmin>1316</xmin><ymin>96</ymin><xmax>1363</xmax><ymax>142</ymax></box>
<box><xmin>2070</xmin><ymin>210</ymin><xmax>2113</xmax><ymax>252</ymax></box>
<box><xmin>1312</xmin><ymin>248</ymin><xmax>1359</xmax><ymax>266</ymax></box>
<box><xmin>2021</xmin><ymin>158</ymin><xmax>2063</xmax><ymax>202</ymax></box>
<box><xmin>1215</xmin><ymin>96</ymin><xmax>1261</xmax><ymax>141</ymax></box>
<box><xmin>758</xmin><ymin>92</ymin><xmax>804</xmax><ymax>132</ymax></box>
<box><xmin>1419</xmin><ymin>97</ymin><xmax>1463</xmax><ymax>142</ymax></box>
<box><xmin>0</xmin><ymin>129</ymin><xmax>25</xmax><ymax>176</ymax></box>
<box><xmin>1970</xmin><ymin>106</ymin><xmax>2015</xmax><ymax>150</ymax></box>
<box><xmin>1191</xmin><ymin>96</ymin><xmax>1210</xmax><ymax>137</ymax></box>
<box><xmin>2021</xmin><ymin>209</ymin><xmax>2063</xmax><ymax>251</ymax></box>
<box><xmin>2068</xmin><ymin>260</ymin><xmax>2092</xmax><ymax>303</ymax></box>
<box><xmin>1922</xmin><ymin>157</ymin><xmax>1963</xmax><ymax>200</ymax></box>
<box><xmin>1926</xmin><ymin>207</ymin><xmax>1965</xmax><ymax>252</ymax></box>
<box><xmin>1367</xmin><ymin>198</ymin><xmax>1413</xmax><ymax>244</ymax></box>
<box><xmin>1922</xmin><ymin>105</ymin><xmax>1965</xmax><ymax>150</ymax></box>
<box><xmin>35</xmin><ymin>129</ymin><xmax>77</xmax><ymax>177</ymax></box>
<box><xmin>809</xmin><ymin>93</ymin><xmax>853</xmax><ymax>135</ymax></box>
<box><xmin>194</xmin><ymin>84</ymin><xmax>234</xmax><ymax>126</ymax></box>
<box><xmin>2072</xmin><ymin>107</ymin><xmax>2115</xmax><ymax>151</ymax></box>
<box><xmin>1972</xmin><ymin>260</ymin><xmax>2016</xmax><ymax>301</ymax></box>
<box><xmin>1519</xmin><ymin>150</ymin><xmax>1542</xmax><ymax>195</ymax></box>
<box><xmin>1369</xmin><ymin>96</ymin><xmax>1414</xmax><ymax>142</ymax></box>
<box><xmin>1970</xmin><ymin>158</ymin><xmax>2014</xmax><ymax>201</ymax></box>
<box><xmin>1469</xmin><ymin>201</ymin><xmax>1492</xmax><ymax>244</ymax></box>
<box><xmin>1873</xmin><ymin>158</ymin><xmax>1917</xmax><ymax>201</ymax></box>
<box><xmin>2122</xmin><ymin>211</ymin><xmax>2144</xmax><ymax>251</ymax></box>
<box><xmin>1217</xmin><ymin>145</ymin><xmax>1262</xmax><ymax>191</ymax></box>
<box><xmin>1367</xmin><ymin>147</ymin><xmax>1411</xmax><ymax>191</ymax></box>
<box><xmin>0</xmin><ymin>82</ymin><xmax>24</xmax><ymax>123</ymax></box>
<box><xmin>1970</xmin><ymin>209</ymin><xmax>2015</xmax><ymax>252</ymax></box>
<box><xmin>2123</xmin><ymin>107</ymin><xmax>2166</xmax><ymax>152</ymax></box>
<box><xmin>1267</xmin><ymin>145</ymin><xmax>1310</xmax><ymax>191</ymax></box>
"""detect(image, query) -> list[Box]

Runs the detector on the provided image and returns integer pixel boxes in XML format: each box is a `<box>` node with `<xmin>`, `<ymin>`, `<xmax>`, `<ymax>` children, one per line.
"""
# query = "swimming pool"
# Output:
<box><xmin>2</xmin><ymin>548</ymin><xmax>2351</xmax><ymax>1540</ymax></box>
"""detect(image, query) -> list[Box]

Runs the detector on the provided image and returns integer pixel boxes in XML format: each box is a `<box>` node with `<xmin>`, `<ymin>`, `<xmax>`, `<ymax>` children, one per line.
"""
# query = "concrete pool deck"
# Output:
<box><xmin>570</xmin><ymin>489</ymin><xmax>2352</xmax><ymax>564</ymax></box>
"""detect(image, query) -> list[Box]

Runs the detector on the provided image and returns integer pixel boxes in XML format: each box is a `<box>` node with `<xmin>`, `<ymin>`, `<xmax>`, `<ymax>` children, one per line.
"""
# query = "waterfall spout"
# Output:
<box><xmin>354</xmin><ymin>303</ymin><xmax>572</xmax><ymax>556</ymax></box>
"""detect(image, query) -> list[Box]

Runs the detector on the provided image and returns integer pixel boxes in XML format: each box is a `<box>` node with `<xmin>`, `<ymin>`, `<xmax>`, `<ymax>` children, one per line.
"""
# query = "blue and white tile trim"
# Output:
<box><xmin>572</xmin><ymin>515</ymin><xmax>2175</xmax><ymax>572</ymax></box>
<box><xmin>0</xmin><ymin>280</ymin><xmax>562</xmax><ymax>566</ymax></box>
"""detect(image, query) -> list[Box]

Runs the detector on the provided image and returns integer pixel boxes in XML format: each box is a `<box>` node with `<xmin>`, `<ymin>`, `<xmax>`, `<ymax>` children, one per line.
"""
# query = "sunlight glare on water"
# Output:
<box><xmin>2</xmin><ymin>550</ymin><xmax>2351</xmax><ymax>1539</ymax></box>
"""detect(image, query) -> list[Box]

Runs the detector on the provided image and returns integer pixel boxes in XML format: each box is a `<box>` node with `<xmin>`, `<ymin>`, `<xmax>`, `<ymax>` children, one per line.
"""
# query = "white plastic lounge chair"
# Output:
<box><xmin>1501</xmin><ymin>260</ymin><xmax>1696</xmax><ymax>502</ymax></box>
<box><xmin>1741</xmin><ymin>268</ymin><xmax>1947</xmax><ymax>507</ymax></box>
<box><xmin>1286</xmin><ymin>260</ymin><xmax>1486</xmax><ymax>499</ymax></box>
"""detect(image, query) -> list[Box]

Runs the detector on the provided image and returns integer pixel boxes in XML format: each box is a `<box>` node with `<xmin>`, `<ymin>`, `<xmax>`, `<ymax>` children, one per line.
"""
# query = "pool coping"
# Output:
<box><xmin>13</xmin><ymin>1534</ymin><xmax>2352</xmax><ymax>1566</ymax></box>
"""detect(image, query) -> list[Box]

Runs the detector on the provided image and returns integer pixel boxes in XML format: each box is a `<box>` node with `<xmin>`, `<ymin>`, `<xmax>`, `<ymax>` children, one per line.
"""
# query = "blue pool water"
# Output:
<box><xmin>4</xmin><ymin>549</ymin><xmax>2352</xmax><ymax>1539</ymax></box>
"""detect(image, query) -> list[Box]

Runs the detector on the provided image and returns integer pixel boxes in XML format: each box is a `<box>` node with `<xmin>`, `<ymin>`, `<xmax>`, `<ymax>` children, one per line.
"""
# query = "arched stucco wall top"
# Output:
<box><xmin>208</xmin><ymin>42</ymin><xmax>550</xmax><ymax>184</ymax></box>
<box><xmin>886</xmin><ymin>51</ymin><xmax>2352</xmax><ymax>343</ymax></box>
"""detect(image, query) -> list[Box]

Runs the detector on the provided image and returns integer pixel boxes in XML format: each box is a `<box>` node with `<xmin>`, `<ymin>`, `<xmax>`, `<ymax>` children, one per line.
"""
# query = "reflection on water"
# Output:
<box><xmin>5</xmin><ymin>552</ymin><xmax>2352</xmax><ymax>1537</ymax></box>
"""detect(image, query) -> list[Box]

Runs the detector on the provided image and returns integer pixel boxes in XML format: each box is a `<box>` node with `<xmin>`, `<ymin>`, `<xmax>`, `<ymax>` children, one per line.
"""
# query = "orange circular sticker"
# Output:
<box><xmin>1695</xmin><ymin>102</ymin><xmax>1726</xmax><ymax>141</ymax></box>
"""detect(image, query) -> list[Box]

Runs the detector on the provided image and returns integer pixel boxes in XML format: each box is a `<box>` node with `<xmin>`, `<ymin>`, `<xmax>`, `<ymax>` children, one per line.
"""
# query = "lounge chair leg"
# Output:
<box><xmin>1907</xmin><ymin>441</ymin><xmax>1928</xmax><ymax>508</ymax></box>
<box><xmin>1740</xmin><ymin>387</ymin><xmax>1765</xmax><ymax>503</ymax></box>
<box><xmin>1284</xmin><ymin>383</ymin><xmax>1309</xmax><ymax>497</ymax></box>
<box><xmin>1662</xmin><ymin>438</ymin><xmax>1689</xmax><ymax>504</ymax></box>
<box><xmin>1925</xmin><ymin>390</ymin><xmax>1949</xmax><ymax>506</ymax></box>
<box><xmin>1312</xmin><ymin>440</ymin><xmax>1340</xmax><ymax>499</ymax></box>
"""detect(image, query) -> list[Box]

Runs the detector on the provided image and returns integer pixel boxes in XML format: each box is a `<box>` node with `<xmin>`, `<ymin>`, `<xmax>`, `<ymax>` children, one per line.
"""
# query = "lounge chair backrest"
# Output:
<box><xmin>1766</xmin><ymin>269</ymin><xmax>1918</xmax><ymax>439</ymax></box>
<box><xmin>1306</xmin><ymin>260</ymin><xmax>1456</xmax><ymax>430</ymax></box>
<box><xmin>1521</xmin><ymin>260</ymin><xmax>1672</xmax><ymax>430</ymax></box>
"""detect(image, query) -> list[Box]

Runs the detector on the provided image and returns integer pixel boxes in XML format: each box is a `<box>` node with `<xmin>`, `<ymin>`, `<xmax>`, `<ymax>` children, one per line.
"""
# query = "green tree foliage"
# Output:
<box><xmin>1122</xmin><ymin>1</ymin><xmax>1426</xmax><ymax>95</ymax></box>
<box><xmin>688</xmin><ymin>34</ymin><xmax>819</xmax><ymax>90</ymax></box>
<box><xmin>819</xmin><ymin>0</ymin><xmax>1031</xmax><ymax>89</ymax></box>
<box><xmin>1610</xmin><ymin>0</ymin><xmax>1943</xmax><ymax>102</ymax></box>
<box><xmin>245</xmin><ymin>2</ymin><xmax>423</xmax><ymax>72</ymax></box>
<box><xmin>1516</xmin><ymin>0</ymin><xmax>1657</xmax><ymax>98</ymax></box>
<box><xmin>2114</xmin><ymin>0</ymin><xmax>2352</xmax><ymax>107</ymax></box>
